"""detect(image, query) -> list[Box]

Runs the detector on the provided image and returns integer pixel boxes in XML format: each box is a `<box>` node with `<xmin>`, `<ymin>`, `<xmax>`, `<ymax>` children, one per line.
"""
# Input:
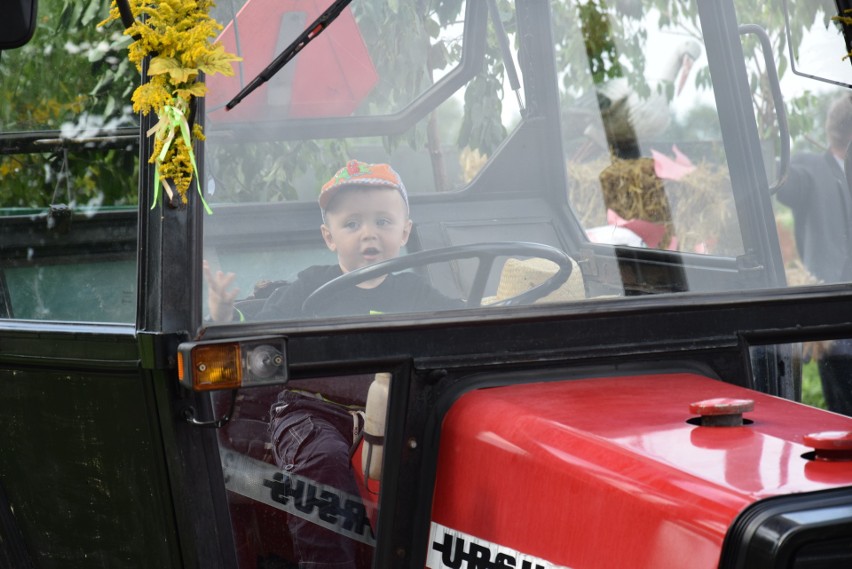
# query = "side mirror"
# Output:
<box><xmin>0</xmin><ymin>0</ymin><xmax>38</xmax><ymax>51</ymax></box>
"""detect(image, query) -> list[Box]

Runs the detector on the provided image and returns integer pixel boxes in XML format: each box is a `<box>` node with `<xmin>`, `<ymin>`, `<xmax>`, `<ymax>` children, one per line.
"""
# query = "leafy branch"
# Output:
<box><xmin>99</xmin><ymin>0</ymin><xmax>240</xmax><ymax>208</ymax></box>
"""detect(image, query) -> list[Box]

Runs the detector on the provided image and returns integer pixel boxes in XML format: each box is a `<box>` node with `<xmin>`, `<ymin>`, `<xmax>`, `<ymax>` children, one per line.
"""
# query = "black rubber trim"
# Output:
<box><xmin>719</xmin><ymin>487</ymin><xmax>852</xmax><ymax>568</ymax></box>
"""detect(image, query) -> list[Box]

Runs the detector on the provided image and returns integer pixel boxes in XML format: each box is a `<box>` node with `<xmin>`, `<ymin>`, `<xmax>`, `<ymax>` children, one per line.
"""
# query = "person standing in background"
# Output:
<box><xmin>777</xmin><ymin>93</ymin><xmax>852</xmax><ymax>415</ymax></box>
<box><xmin>777</xmin><ymin>94</ymin><xmax>852</xmax><ymax>283</ymax></box>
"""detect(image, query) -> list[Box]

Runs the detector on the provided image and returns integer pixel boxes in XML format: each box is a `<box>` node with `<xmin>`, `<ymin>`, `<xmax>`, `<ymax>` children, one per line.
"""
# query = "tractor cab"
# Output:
<box><xmin>3</xmin><ymin>0</ymin><xmax>852</xmax><ymax>568</ymax></box>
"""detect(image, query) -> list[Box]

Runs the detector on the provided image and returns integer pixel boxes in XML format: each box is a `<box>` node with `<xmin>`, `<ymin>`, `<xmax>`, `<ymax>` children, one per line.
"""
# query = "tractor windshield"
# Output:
<box><xmin>198</xmin><ymin>0</ymin><xmax>852</xmax><ymax>322</ymax></box>
<box><xmin>201</xmin><ymin>0</ymin><xmax>785</xmax><ymax>326</ymax></box>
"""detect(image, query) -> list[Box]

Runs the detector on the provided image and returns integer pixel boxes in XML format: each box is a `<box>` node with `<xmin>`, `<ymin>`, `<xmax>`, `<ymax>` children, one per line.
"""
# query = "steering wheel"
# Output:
<box><xmin>302</xmin><ymin>242</ymin><xmax>574</xmax><ymax>314</ymax></box>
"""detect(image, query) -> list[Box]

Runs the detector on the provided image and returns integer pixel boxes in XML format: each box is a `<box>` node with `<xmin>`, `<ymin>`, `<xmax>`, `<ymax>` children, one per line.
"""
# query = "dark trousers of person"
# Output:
<box><xmin>269</xmin><ymin>391</ymin><xmax>363</xmax><ymax>569</ymax></box>
<box><xmin>818</xmin><ymin>355</ymin><xmax>852</xmax><ymax>416</ymax></box>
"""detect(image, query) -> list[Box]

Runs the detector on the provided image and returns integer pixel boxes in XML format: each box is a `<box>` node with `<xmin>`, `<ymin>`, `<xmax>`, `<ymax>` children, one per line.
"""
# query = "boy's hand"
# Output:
<box><xmin>203</xmin><ymin>260</ymin><xmax>240</xmax><ymax>322</ymax></box>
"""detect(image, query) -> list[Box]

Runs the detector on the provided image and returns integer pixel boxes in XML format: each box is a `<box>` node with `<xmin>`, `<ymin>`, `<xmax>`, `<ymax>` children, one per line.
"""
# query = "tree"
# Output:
<box><xmin>203</xmin><ymin>0</ymin><xmax>515</xmax><ymax>202</ymax></box>
<box><xmin>0</xmin><ymin>0</ymin><xmax>138</xmax><ymax>209</ymax></box>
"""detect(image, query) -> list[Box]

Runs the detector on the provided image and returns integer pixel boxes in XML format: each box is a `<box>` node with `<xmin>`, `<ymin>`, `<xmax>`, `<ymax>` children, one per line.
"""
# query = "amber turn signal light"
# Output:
<box><xmin>177</xmin><ymin>336</ymin><xmax>288</xmax><ymax>391</ymax></box>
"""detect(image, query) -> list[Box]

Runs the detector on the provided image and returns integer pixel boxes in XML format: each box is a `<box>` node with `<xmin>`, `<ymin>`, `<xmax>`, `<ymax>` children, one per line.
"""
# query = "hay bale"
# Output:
<box><xmin>568</xmin><ymin>156</ymin><xmax>742</xmax><ymax>255</ymax></box>
<box><xmin>598</xmin><ymin>158</ymin><xmax>674</xmax><ymax>247</ymax></box>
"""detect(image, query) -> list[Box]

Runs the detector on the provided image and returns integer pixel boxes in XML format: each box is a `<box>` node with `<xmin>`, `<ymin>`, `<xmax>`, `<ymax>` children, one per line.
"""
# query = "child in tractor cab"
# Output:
<box><xmin>204</xmin><ymin>159</ymin><xmax>462</xmax><ymax>321</ymax></box>
<box><xmin>205</xmin><ymin>160</ymin><xmax>462</xmax><ymax>568</ymax></box>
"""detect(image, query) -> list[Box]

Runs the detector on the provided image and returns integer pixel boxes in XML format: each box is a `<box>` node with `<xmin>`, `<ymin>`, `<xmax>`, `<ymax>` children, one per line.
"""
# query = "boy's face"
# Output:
<box><xmin>321</xmin><ymin>187</ymin><xmax>412</xmax><ymax>273</ymax></box>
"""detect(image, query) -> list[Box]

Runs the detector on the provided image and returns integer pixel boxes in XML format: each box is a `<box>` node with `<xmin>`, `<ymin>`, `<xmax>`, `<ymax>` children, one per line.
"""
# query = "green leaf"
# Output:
<box><xmin>82</xmin><ymin>0</ymin><xmax>102</xmax><ymax>27</ymax></box>
<box><xmin>430</xmin><ymin>41</ymin><xmax>449</xmax><ymax>71</ymax></box>
<box><xmin>197</xmin><ymin>44</ymin><xmax>241</xmax><ymax>77</ymax></box>
<box><xmin>175</xmin><ymin>82</ymin><xmax>207</xmax><ymax>100</ymax></box>
<box><xmin>426</xmin><ymin>16</ymin><xmax>440</xmax><ymax>39</ymax></box>
<box><xmin>148</xmin><ymin>56</ymin><xmax>197</xmax><ymax>83</ymax></box>
<box><xmin>103</xmin><ymin>96</ymin><xmax>116</xmax><ymax>118</ymax></box>
<box><xmin>57</xmin><ymin>2</ymin><xmax>76</xmax><ymax>31</ymax></box>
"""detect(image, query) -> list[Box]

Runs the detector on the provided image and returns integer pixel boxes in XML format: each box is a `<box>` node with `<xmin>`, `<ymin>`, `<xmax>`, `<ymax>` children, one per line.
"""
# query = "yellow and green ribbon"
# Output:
<box><xmin>147</xmin><ymin>99</ymin><xmax>213</xmax><ymax>214</ymax></box>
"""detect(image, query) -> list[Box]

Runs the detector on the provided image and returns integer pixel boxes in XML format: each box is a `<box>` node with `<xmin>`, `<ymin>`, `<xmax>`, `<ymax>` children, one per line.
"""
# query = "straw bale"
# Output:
<box><xmin>568</xmin><ymin>156</ymin><xmax>742</xmax><ymax>255</ymax></box>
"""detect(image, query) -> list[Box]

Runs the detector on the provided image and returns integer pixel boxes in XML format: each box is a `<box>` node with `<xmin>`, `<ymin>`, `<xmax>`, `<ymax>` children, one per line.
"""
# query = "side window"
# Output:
<box><xmin>0</xmin><ymin>0</ymin><xmax>139</xmax><ymax>322</ymax></box>
<box><xmin>738</xmin><ymin>0</ymin><xmax>852</xmax><ymax>287</ymax></box>
<box><xmin>750</xmin><ymin>338</ymin><xmax>852</xmax><ymax>417</ymax></box>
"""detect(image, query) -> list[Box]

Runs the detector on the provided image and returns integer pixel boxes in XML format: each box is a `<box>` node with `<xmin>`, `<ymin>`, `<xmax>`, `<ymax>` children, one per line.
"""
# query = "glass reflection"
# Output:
<box><xmin>213</xmin><ymin>372</ymin><xmax>390</xmax><ymax>568</ymax></box>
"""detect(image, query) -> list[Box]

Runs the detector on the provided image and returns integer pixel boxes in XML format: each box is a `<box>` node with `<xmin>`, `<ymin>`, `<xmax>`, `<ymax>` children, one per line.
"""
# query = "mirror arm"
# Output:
<box><xmin>487</xmin><ymin>0</ymin><xmax>524</xmax><ymax>112</ymax></box>
<box><xmin>184</xmin><ymin>390</ymin><xmax>237</xmax><ymax>429</ymax></box>
<box><xmin>116</xmin><ymin>0</ymin><xmax>136</xmax><ymax>30</ymax></box>
<box><xmin>739</xmin><ymin>24</ymin><xmax>790</xmax><ymax>194</ymax></box>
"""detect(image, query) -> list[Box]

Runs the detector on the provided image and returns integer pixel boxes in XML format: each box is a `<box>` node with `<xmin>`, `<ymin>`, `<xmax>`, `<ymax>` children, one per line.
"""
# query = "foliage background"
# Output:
<box><xmin>202</xmin><ymin>0</ymin><xmax>847</xmax><ymax>205</ymax></box>
<box><xmin>1</xmin><ymin>0</ymin><xmax>845</xmax><ymax>206</ymax></box>
<box><xmin>0</xmin><ymin>0</ymin><xmax>138</xmax><ymax>209</ymax></box>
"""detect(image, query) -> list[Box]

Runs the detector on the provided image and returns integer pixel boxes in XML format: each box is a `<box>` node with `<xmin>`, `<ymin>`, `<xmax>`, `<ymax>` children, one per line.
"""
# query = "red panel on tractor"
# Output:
<box><xmin>206</xmin><ymin>0</ymin><xmax>378</xmax><ymax>122</ymax></box>
<box><xmin>429</xmin><ymin>373</ymin><xmax>852</xmax><ymax>569</ymax></box>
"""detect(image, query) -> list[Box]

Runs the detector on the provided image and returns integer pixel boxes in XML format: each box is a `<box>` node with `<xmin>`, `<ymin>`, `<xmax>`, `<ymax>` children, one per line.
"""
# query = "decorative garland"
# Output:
<box><xmin>100</xmin><ymin>0</ymin><xmax>240</xmax><ymax>211</ymax></box>
<box><xmin>837</xmin><ymin>12</ymin><xmax>852</xmax><ymax>62</ymax></box>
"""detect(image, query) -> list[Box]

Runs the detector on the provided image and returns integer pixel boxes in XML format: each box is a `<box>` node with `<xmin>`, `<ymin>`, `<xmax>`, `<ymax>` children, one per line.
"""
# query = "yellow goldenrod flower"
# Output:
<box><xmin>100</xmin><ymin>0</ymin><xmax>241</xmax><ymax>208</ymax></box>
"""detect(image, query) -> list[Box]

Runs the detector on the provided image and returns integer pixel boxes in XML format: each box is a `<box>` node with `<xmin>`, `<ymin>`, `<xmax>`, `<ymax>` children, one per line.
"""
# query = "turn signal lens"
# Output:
<box><xmin>177</xmin><ymin>336</ymin><xmax>288</xmax><ymax>391</ymax></box>
<box><xmin>190</xmin><ymin>343</ymin><xmax>242</xmax><ymax>390</ymax></box>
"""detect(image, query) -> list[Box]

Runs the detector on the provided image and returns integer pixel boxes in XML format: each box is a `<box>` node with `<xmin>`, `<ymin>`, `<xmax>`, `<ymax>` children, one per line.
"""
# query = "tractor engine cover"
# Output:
<box><xmin>428</xmin><ymin>372</ymin><xmax>852</xmax><ymax>569</ymax></box>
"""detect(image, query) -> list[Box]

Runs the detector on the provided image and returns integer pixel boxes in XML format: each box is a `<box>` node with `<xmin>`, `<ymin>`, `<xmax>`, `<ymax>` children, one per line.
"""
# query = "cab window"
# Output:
<box><xmin>0</xmin><ymin>0</ymin><xmax>138</xmax><ymax>323</ymax></box>
<box><xmin>203</xmin><ymin>0</ymin><xmax>766</xmax><ymax>326</ymax></box>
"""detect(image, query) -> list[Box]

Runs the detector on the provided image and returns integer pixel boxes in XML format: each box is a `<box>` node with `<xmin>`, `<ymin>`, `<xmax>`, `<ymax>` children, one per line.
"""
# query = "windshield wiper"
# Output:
<box><xmin>225</xmin><ymin>0</ymin><xmax>354</xmax><ymax>111</ymax></box>
<box><xmin>487</xmin><ymin>0</ymin><xmax>524</xmax><ymax>113</ymax></box>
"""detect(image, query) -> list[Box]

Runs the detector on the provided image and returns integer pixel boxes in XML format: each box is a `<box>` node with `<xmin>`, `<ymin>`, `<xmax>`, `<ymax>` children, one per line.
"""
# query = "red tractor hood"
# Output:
<box><xmin>428</xmin><ymin>372</ymin><xmax>852</xmax><ymax>569</ymax></box>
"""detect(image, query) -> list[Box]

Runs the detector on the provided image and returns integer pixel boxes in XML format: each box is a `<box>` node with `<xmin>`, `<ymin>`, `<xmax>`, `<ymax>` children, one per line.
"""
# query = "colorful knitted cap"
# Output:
<box><xmin>319</xmin><ymin>160</ymin><xmax>409</xmax><ymax>213</ymax></box>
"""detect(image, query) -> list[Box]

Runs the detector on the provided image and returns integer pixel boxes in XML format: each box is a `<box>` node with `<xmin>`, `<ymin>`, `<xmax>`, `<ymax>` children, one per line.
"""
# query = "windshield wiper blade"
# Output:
<box><xmin>225</xmin><ymin>0</ymin><xmax>354</xmax><ymax>111</ymax></box>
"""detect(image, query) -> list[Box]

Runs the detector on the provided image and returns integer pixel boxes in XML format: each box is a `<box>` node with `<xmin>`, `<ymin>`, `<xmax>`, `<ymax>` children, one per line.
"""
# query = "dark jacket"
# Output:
<box><xmin>776</xmin><ymin>151</ymin><xmax>852</xmax><ymax>283</ymax></box>
<box><xmin>256</xmin><ymin>264</ymin><xmax>463</xmax><ymax>320</ymax></box>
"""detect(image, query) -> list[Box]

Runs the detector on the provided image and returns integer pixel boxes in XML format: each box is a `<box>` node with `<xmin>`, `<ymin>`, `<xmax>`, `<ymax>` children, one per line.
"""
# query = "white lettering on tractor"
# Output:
<box><xmin>426</xmin><ymin>522</ymin><xmax>570</xmax><ymax>569</ymax></box>
<box><xmin>221</xmin><ymin>450</ymin><xmax>375</xmax><ymax>546</ymax></box>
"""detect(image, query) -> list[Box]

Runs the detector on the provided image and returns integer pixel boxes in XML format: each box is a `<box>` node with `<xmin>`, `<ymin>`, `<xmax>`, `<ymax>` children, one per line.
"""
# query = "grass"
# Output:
<box><xmin>801</xmin><ymin>359</ymin><xmax>827</xmax><ymax>409</ymax></box>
